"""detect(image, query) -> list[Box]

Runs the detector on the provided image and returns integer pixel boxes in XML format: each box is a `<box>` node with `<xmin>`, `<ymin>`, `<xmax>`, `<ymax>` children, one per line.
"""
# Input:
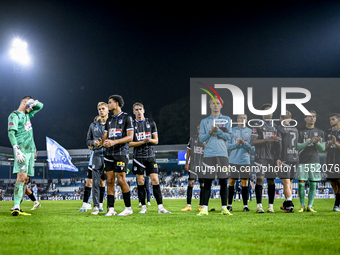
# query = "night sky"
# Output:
<box><xmin>1</xmin><ymin>0</ymin><xmax>340</xmax><ymax>150</ymax></box>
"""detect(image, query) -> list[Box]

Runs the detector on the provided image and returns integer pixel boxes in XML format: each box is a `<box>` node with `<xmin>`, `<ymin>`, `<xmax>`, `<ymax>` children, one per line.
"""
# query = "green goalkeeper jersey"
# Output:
<box><xmin>8</xmin><ymin>102</ymin><xmax>43</xmax><ymax>153</ymax></box>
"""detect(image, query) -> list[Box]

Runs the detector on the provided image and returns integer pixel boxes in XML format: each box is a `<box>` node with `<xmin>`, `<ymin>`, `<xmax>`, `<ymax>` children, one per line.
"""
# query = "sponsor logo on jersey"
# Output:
<box><xmin>136</xmin><ymin>132</ymin><xmax>151</xmax><ymax>140</ymax></box>
<box><xmin>108</xmin><ymin>128</ymin><xmax>122</xmax><ymax>138</ymax></box>
<box><xmin>263</xmin><ymin>132</ymin><xmax>275</xmax><ymax>138</ymax></box>
<box><xmin>117</xmin><ymin>161</ymin><xmax>125</xmax><ymax>167</ymax></box>
<box><xmin>119</xmin><ymin>119</ymin><xmax>123</xmax><ymax>124</ymax></box>
<box><xmin>304</xmin><ymin>132</ymin><xmax>308</xmax><ymax>138</ymax></box>
<box><xmin>194</xmin><ymin>146</ymin><xmax>204</xmax><ymax>154</ymax></box>
<box><xmin>24</xmin><ymin>121</ymin><xmax>32</xmax><ymax>131</ymax></box>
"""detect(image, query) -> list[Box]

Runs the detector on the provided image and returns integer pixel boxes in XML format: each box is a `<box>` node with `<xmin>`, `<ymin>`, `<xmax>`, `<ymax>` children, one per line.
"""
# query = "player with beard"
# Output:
<box><xmin>250</xmin><ymin>103</ymin><xmax>281</xmax><ymax>213</ymax></box>
<box><xmin>8</xmin><ymin>96</ymin><xmax>43</xmax><ymax>216</ymax></box>
<box><xmin>325</xmin><ymin>113</ymin><xmax>340</xmax><ymax>211</ymax></box>
<box><xmin>297</xmin><ymin>110</ymin><xmax>325</xmax><ymax>213</ymax></box>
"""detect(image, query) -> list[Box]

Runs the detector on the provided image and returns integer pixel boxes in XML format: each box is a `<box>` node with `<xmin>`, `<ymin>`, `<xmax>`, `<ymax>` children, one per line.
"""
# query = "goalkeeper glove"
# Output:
<box><xmin>13</xmin><ymin>145</ymin><xmax>26</xmax><ymax>163</ymax></box>
<box><xmin>27</xmin><ymin>99</ymin><xmax>39</xmax><ymax>109</ymax></box>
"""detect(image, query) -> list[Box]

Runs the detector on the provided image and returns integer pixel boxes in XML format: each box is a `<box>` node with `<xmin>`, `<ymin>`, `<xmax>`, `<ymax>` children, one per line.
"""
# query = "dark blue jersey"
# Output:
<box><xmin>132</xmin><ymin>118</ymin><xmax>157</xmax><ymax>159</ymax></box>
<box><xmin>104</xmin><ymin>112</ymin><xmax>134</xmax><ymax>156</ymax></box>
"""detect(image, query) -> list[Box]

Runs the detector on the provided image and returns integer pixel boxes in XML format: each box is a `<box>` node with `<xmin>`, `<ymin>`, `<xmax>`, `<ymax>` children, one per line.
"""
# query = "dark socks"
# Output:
<box><xmin>187</xmin><ymin>186</ymin><xmax>193</xmax><ymax>205</ymax></box>
<box><xmin>153</xmin><ymin>185</ymin><xmax>162</xmax><ymax>205</ymax></box>
<box><xmin>84</xmin><ymin>186</ymin><xmax>91</xmax><ymax>203</ymax></box>
<box><xmin>255</xmin><ymin>184</ymin><xmax>263</xmax><ymax>204</ymax></box>
<box><xmin>122</xmin><ymin>192</ymin><xmax>131</xmax><ymax>207</ymax></box>
<box><xmin>242</xmin><ymin>186</ymin><xmax>249</xmax><ymax>206</ymax></box>
<box><xmin>268</xmin><ymin>184</ymin><xmax>275</xmax><ymax>204</ymax></box>
<box><xmin>138</xmin><ymin>185</ymin><xmax>146</xmax><ymax>205</ymax></box>
<box><xmin>107</xmin><ymin>195</ymin><xmax>115</xmax><ymax>208</ymax></box>
<box><xmin>228</xmin><ymin>185</ymin><xmax>235</xmax><ymax>205</ymax></box>
<box><xmin>100</xmin><ymin>187</ymin><xmax>105</xmax><ymax>203</ymax></box>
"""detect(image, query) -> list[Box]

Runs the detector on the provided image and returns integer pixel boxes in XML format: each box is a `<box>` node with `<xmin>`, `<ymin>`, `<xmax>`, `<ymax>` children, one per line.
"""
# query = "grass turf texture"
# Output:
<box><xmin>1</xmin><ymin>199</ymin><xmax>339</xmax><ymax>255</ymax></box>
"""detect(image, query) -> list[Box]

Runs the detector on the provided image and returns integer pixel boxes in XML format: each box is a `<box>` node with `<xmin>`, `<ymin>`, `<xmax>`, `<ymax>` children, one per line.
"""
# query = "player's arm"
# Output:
<box><xmin>103</xmin><ymin>116</ymin><xmax>134</xmax><ymax>147</ymax></box>
<box><xmin>325</xmin><ymin>134</ymin><xmax>335</xmax><ymax>149</ymax></box>
<box><xmin>129</xmin><ymin>133</ymin><xmax>157</xmax><ymax>147</ymax></box>
<box><xmin>215</xmin><ymin>117</ymin><xmax>232</xmax><ymax>141</ymax></box>
<box><xmin>199</xmin><ymin>119</ymin><xmax>211</xmax><ymax>143</ymax></box>
<box><xmin>315</xmin><ymin>135</ymin><xmax>326</xmax><ymax>152</ymax></box>
<box><xmin>185</xmin><ymin>148</ymin><xmax>191</xmax><ymax>172</ymax></box>
<box><xmin>8</xmin><ymin>114</ymin><xmax>26</xmax><ymax>163</ymax></box>
<box><xmin>27</xmin><ymin>100</ymin><xmax>43</xmax><ymax>117</ymax></box>
<box><xmin>250</xmin><ymin>135</ymin><xmax>280</xmax><ymax>146</ymax></box>
<box><xmin>86</xmin><ymin>123</ymin><xmax>95</xmax><ymax>147</ymax></box>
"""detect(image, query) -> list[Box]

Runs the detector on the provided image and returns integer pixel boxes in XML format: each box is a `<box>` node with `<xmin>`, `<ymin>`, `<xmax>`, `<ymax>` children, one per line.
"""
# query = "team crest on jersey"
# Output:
<box><xmin>92</xmin><ymin>165</ymin><xmax>95</xmax><ymax>169</ymax></box>
<box><xmin>314</xmin><ymin>132</ymin><xmax>318</xmax><ymax>136</ymax></box>
<box><xmin>252</xmin><ymin>128</ymin><xmax>256</xmax><ymax>134</ymax></box>
<box><xmin>20</xmin><ymin>165</ymin><xmax>25</xmax><ymax>170</ymax></box>
<box><xmin>304</xmin><ymin>132</ymin><xmax>308</xmax><ymax>139</ymax></box>
<box><xmin>338</xmin><ymin>134</ymin><xmax>340</xmax><ymax>139</ymax></box>
<box><xmin>134</xmin><ymin>166</ymin><xmax>137</xmax><ymax>170</ymax></box>
<box><xmin>245</xmin><ymin>132</ymin><xmax>248</xmax><ymax>136</ymax></box>
<box><xmin>119</xmin><ymin>119</ymin><xmax>123</xmax><ymax>124</ymax></box>
<box><xmin>146</xmin><ymin>124</ymin><xmax>150</xmax><ymax>128</ymax></box>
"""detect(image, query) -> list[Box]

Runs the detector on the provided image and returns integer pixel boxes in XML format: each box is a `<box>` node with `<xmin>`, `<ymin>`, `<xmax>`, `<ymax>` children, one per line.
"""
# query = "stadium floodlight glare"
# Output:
<box><xmin>9</xmin><ymin>38</ymin><xmax>30</xmax><ymax>65</ymax></box>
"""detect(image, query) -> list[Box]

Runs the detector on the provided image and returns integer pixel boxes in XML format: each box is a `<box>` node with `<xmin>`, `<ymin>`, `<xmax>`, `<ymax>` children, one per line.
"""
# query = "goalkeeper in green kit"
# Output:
<box><xmin>8</xmin><ymin>96</ymin><xmax>43</xmax><ymax>216</ymax></box>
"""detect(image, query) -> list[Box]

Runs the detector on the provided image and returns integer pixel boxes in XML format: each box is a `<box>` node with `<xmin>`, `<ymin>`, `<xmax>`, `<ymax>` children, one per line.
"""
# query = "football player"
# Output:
<box><xmin>296</xmin><ymin>110</ymin><xmax>325</xmax><ymax>212</ymax></box>
<box><xmin>130</xmin><ymin>102</ymin><xmax>170</xmax><ymax>214</ymax></box>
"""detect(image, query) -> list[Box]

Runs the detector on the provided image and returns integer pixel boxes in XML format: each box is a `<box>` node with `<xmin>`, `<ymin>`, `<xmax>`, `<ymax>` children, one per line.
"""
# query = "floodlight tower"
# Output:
<box><xmin>9</xmin><ymin>38</ymin><xmax>30</xmax><ymax>75</ymax></box>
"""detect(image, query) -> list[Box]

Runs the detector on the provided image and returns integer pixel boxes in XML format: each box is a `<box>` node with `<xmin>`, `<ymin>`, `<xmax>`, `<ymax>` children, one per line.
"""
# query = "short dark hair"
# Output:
<box><xmin>260</xmin><ymin>103</ymin><xmax>272</xmax><ymax>110</ymax></box>
<box><xmin>330</xmin><ymin>113</ymin><xmax>340</xmax><ymax>119</ymax></box>
<box><xmin>305</xmin><ymin>110</ymin><xmax>317</xmax><ymax>118</ymax></box>
<box><xmin>280</xmin><ymin>110</ymin><xmax>292</xmax><ymax>120</ymax></box>
<box><xmin>21</xmin><ymin>95</ymin><xmax>33</xmax><ymax>102</ymax></box>
<box><xmin>108</xmin><ymin>95</ymin><xmax>124</xmax><ymax>108</ymax></box>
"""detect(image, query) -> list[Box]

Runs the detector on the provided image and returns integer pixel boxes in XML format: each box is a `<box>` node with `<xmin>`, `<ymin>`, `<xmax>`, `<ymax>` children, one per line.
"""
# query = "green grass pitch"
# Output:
<box><xmin>1</xmin><ymin>199</ymin><xmax>339</xmax><ymax>255</ymax></box>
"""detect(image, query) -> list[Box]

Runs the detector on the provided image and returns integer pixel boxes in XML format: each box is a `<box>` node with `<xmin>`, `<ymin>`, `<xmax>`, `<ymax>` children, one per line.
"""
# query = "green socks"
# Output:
<box><xmin>298</xmin><ymin>182</ymin><xmax>305</xmax><ymax>206</ymax></box>
<box><xmin>308</xmin><ymin>181</ymin><xmax>317</xmax><ymax>207</ymax></box>
<box><xmin>14</xmin><ymin>182</ymin><xmax>25</xmax><ymax>208</ymax></box>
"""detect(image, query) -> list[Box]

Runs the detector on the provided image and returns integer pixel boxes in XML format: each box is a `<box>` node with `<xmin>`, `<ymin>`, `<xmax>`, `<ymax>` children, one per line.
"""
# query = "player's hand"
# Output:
<box><xmin>209</xmin><ymin>125</ymin><xmax>219</xmax><ymax>134</ymax></box>
<box><xmin>185</xmin><ymin>163</ymin><xmax>189</xmax><ymax>172</ymax></box>
<box><xmin>103</xmin><ymin>139</ymin><xmax>117</xmax><ymax>148</ymax></box>
<box><xmin>34</xmin><ymin>151</ymin><xmax>37</xmax><ymax>159</ymax></box>
<box><xmin>276</xmin><ymin>159</ymin><xmax>282</xmax><ymax>167</ymax></box>
<box><xmin>88</xmin><ymin>146</ymin><xmax>93</xmax><ymax>150</ymax></box>
<box><xmin>94</xmin><ymin>138</ymin><xmax>102</xmax><ymax>148</ymax></box>
<box><xmin>13</xmin><ymin>145</ymin><xmax>26</xmax><ymax>163</ymax></box>
<box><xmin>238</xmin><ymin>138</ymin><xmax>245</xmax><ymax>145</ymax></box>
<box><xmin>267</xmin><ymin>136</ymin><xmax>281</xmax><ymax>142</ymax></box>
<box><xmin>331</xmin><ymin>135</ymin><xmax>336</xmax><ymax>144</ymax></box>
<box><xmin>143</xmin><ymin>137</ymin><xmax>151</xmax><ymax>144</ymax></box>
<box><xmin>310</xmin><ymin>136</ymin><xmax>319</xmax><ymax>144</ymax></box>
